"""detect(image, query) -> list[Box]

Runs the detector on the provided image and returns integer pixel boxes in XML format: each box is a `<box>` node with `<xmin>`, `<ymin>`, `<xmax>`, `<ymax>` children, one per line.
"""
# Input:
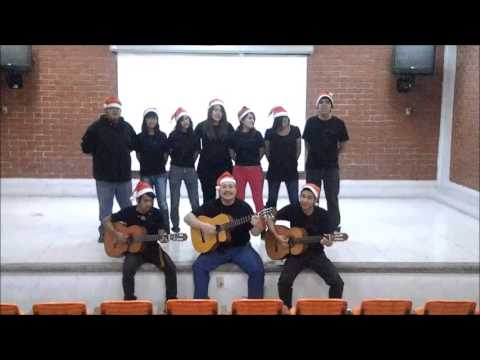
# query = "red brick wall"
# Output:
<box><xmin>450</xmin><ymin>46</ymin><xmax>479</xmax><ymax>191</ymax></box>
<box><xmin>307</xmin><ymin>45</ymin><xmax>444</xmax><ymax>179</ymax></box>
<box><xmin>1</xmin><ymin>45</ymin><xmax>445</xmax><ymax>179</ymax></box>
<box><xmin>0</xmin><ymin>45</ymin><xmax>117</xmax><ymax>178</ymax></box>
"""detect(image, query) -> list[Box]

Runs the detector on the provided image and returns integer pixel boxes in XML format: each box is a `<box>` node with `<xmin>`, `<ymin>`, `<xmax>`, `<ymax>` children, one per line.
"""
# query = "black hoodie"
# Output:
<box><xmin>81</xmin><ymin>115</ymin><xmax>137</xmax><ymax>181</ymax></box>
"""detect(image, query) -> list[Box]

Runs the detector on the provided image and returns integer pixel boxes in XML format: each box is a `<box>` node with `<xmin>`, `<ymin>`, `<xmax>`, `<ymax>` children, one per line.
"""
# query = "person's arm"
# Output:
<box><xmin>249</xmin><ymin>214</ymin><xmax>264</xmax><ymax>237</ymax></box>
<box><xmin>81</xmin><ymin>123</ymin><xmax>97</xmax><ymax>155</ymax></box>
<box><xmin>229</xmin><ymin>149</ymin><xmax>236</xmax><ymax>162</ymax></box>
<box><xmin>258</xmin><ymin>147</ymin><xmax>265</xmax><ymax>161</ymax></box>
<box><xmin>102</xmin><ymin>215</ymin><xmax>127</xmax><ymax>243</ymax></box>
<box><xmin>264</xmin><ymin>140</ymin><xmax>271</xmax><ymax>160</ymax></box>
<box><xmin>338</xmin><ymin>141</ymin><xmax>348</xmax><ymax>155</ymax></box>
<box><xmin>296</xmin><ymin>138</ymin><xmax>302</xmax><ymax>160</ymax></box>
<box><xmin>184</xmin><ymin>213</ymin><xmax>216</xmax><ymax>234</ymax></box>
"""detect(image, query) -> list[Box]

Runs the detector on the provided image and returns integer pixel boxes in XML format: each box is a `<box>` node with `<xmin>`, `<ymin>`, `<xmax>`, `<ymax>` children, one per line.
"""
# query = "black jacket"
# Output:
<box><xmin>81</xmin><ymin>115</ymin><xmax>137</xmax><ymax>181</ymax></box>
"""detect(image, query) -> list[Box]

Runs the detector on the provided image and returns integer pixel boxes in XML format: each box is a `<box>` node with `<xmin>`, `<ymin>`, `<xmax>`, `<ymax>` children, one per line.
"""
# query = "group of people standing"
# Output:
<box><xmin>81</xmin><ymin>92</ymin><xmax>349</xmax><ymax>312</ymax></box>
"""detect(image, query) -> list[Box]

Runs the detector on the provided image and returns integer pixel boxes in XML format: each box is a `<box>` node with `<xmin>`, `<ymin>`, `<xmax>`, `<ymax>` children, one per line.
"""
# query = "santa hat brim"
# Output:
<box><xmin>316</xmin><ymin>95</ymin><xmax>334</xmax><ymax>107</ymax></box>
<box><xmin>301</xmin><ymin>185</ymin><xmax>319</xmax><ymax>200</ymax></box>
<box><xmin>272</xmin><ymin>111</ymin><xmax>288</xmax><ymax>119</ymax></box>
<box><xmin>130</xmin><ymin>188</ymin><xmax>156</xmax><ymax>202</ymax></box>
<box><xmin>174</xmin><ymin>111</ymin><xmax>189</xmax><ymax>121</ymax></box>
<box><xmin>104</xmin><ymin>103</ymin><xmax>122</xmax><ymax>109</ymax></box>
<box><xmin>239</xmin><ymin>110</ymin><xmax>253</xmax><ymax>121</ymax></box>
<box><xmin>209</xmin><ymin>101</ymin><xmax>224</xmax><ymax>109</ymax></box>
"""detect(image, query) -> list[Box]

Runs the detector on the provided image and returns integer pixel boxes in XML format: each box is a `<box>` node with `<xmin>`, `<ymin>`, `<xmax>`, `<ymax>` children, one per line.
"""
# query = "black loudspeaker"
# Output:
<box><xmin>0</xmin><ymin>45</ymin><xmax>32</xmax><ymax>72</ymax></box>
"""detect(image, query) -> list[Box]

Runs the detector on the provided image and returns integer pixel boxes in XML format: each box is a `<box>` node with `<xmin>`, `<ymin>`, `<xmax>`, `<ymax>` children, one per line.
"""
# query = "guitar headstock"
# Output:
<box><xmin>258</xmin><ymin>207</ymin><xmax>275</xmax><ymax>219</ymax></box>
<box><xmin>159</xmin><ymin>233</ymin><xmax>188</xmax><ymax>243</ymax></box>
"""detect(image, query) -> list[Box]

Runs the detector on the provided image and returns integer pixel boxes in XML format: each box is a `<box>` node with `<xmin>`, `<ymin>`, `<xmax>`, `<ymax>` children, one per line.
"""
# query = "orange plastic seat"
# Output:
<box><xmin>32</xmin><ymin>302</ymin><xmax>87</xmax><ymax>315</ymax></box>
<box><xmin>414</xmin><ymin>300</ymin><xmax>477</xmax><ymax>315</ymax></box>
<box><xmin>99</xmin><ymin>300</ymin><xmax>153</xmax><ymax>315</ymax></box>
<box><xmin>231</xmin><ymin>299</ymin><xmax>284</xmax><ymax>315</ymax></box>
<box><xmin>352</xmin><ymin>299</ymin><xmax>412</xmax><ymax>315</ymax></box>
<box><xmin>166</xmin><ymin>299</ymin><xmax>218</xmax><ymax>315</ymax></box>
<box><xmin>1</xmin><ymin>303</ymin><xmax>22</xmax><ymax>315</ymax></box>
<box><xmin>291</xmin><ymin>299</ymin><xmax>348</xmax><ymax>315</ymax></box>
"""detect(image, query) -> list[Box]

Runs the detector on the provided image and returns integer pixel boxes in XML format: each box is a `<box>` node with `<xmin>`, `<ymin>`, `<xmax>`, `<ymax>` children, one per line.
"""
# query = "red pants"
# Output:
<box><xmin>232</xmin><ymin>165</ymin><xmax>265</xmax><ymax>213</ymax></box>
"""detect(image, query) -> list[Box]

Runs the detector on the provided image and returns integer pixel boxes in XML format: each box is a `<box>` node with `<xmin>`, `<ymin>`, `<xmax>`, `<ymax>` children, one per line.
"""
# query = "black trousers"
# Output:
<box><xmin>278</xmin><ymin>250</ymin><xmax>344</xmax><ymax>308</ymax></box>
<box><xmin>198</xmin><ymin>166</ymin><xmax>232</xmax><ymax>204</ymax></box>
<box><xmin>122</xmin><ymin>246</ymin><xmax>177</xmax><ymax>301</ymax></box>
<box><xmin>306</xmin><ymin>167</ymin><xmax>341</xmax><ymax>228</ymax></box>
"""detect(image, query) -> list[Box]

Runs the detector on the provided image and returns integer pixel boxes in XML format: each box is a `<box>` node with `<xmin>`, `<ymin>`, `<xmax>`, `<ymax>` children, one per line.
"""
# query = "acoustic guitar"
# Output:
<box><xmin>265</xmin><ymin>225</ymin><xmax>348</xmax><ymax>260</ymax></box>
<box><xmin>191</xmin><ymin>207</ymin><xmax>275</xmax><ymax>253</ymax></box>
<box><xmin>104</xmin><ymin>222</ymin><xmax>187</xmax><ymax>258</ymax></box>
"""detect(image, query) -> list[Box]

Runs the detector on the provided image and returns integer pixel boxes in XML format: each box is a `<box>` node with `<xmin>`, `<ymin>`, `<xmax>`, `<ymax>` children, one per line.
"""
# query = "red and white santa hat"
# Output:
<box><xmin>104</xmin><ymin>96</ymin><xmax>122</xmax><ymax>110</ymax></box>
<box><xmin>269</xmin><ymin>106</ymin><xmax>288</xmax><ymax>119</ymax></box>
<box><xmin>130</xmin><ymin>181</ymin><xmax>156</xmax><ymax>202</ymax></box>
<box><xmin>315</xmin><ymin>91</ymin><xmax>334</xmax><ymax>108</ymax></box>
<box><xmin>238</xmin><ymin>106</ymin><xmax>254</xmax><ymax>121</ymax></box>
<box><xmin>301</xmin><ymin>183</ymin><xmax>321</xmax><ymax>201</ymax></box>
<box><xmin>171</xmin><ymin>107</ymin><xmax>189</xmax><ymax>122</ymax></box>
<box><xmin>215</xmin><ymin>171</ymin><xmax>236</xmax><ymax>190</ymax></box>
<box><xmin>143</xmin><ymin>107</ymin><xmax>159</xmax><ymax>118</ymax></box>
<box><xmin>208</xmin><ymin>98</ymin><xmax>225</xmax><ymax>109</ymax></box>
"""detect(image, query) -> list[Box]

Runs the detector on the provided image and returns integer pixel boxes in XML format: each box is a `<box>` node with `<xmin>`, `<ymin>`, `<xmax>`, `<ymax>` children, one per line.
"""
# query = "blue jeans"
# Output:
<box><xmin>169</xmin><ymin>165</ymin><xmax>200</xmax><ymax>229</ymax></box>
<box><xmin>96</xmin><ymin>180</ymin><xmax>132</xmax><ymax>234</ymax></box>
<box><xmin>266</xmin><ymin>179</ymin><xmax>299</xmax><ymax>209</ymax></box>
<box><xmin>192</xmin><ymin>244</ymin><xmax>265</xmax><ymax>299</ymax></box>
<box><xmin>141</xmin><ymin>173</ymin><xmax>170</xmax><ymax>232</ymax></box>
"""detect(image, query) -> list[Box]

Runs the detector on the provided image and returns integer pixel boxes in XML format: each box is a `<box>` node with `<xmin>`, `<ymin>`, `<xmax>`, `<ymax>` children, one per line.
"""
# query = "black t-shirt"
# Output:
<box><xmin>194</xmin><ymin>120</ymin><xmax>234</xmax><ymax>175</ymax></box>
<box><xmin>111</xmin><ymin>206</ymin><xmax>167</xmax><ymax>251</ymax></box>
<box><xmin>275</xmin><ymin>203</ymin><xmax>334</xmax><ymax>252</ymax></box>
<box><xmin>302</xmin><ymin>116</ymin><xmax>349</xmax><ymax>169</ymax></box>
<box><xmin>168</xmin><ymin>130</ymin><xmax>201</xmax><ymax>168</ymax></box>
<box><xmin>192</xmin><ymin>198</ymin><xmax>254</xmax><ymax>248</ymax></box>
<box><xmin>264</xmin><ymin>126</ymin><xmax>301</xmax><ymax>181</ymax></box>
<box><xmin>136</xmin><ymin>131</ymin><xmax>169</xmax><ymax>176</ymax></box>
<box><xmin>228</xmin><ymin>129</ymin><xmax>265</xmax><ymax>166</ymax></box>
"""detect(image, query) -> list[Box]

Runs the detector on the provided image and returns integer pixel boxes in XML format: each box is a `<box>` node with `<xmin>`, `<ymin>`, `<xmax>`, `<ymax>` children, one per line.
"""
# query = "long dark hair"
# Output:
<box><xmin>141</xmin><ymin>111</ymin><xmax>161</xmax><ymax>135</ymax></box>
<box><xmin>271</xmin><ymin>115</ymin><xmax>290</xmax><ymax>133</ymax></box>
<box><xmin>204</xmin><ymin>105</ymin><xmax>229</xmax><ymax>141</ymax></box>
<box><xmin>174</xmin><ymin>115</ymin><xmax>194</xmax><ymax>136</ymax></box>
<box><xmin>236</xmin><ymin>112</ymin><xmax>256</xmax><ymax>136</ymax></box>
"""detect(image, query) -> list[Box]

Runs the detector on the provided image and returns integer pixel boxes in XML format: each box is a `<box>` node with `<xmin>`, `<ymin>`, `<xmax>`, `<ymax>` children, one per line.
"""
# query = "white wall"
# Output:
<box><xmin>117</xmin><ymin>53</ymin><xmax>307</xmax><ymax>171</ymax></box>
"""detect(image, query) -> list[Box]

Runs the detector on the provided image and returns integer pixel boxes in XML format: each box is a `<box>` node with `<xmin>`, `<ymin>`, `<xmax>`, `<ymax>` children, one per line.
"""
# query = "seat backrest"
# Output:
<box><xmin>294</xmin><ymin>298</ymin><xmax>347</xmax><ymax>315</ymax></box>
<box><xmin>32</xmin><ymin>302</ymin><xmax>87</xmax><ymax>315</ymax></box>
<box><xmin>166</xmin><ymin>299</ymin><xmax>218</xmax><ymax>315</ymax></box>
<box><xmin>423</xmin><ymin>300</ymin><xmax>476</xmax><ymax>315</ymax></box>
<box><xmin>100</xmin><ymin>300</ymin><xmax>153</xmax><ymax>315</ymax></box>
<box><xmin>231</xmin><ymin>299</ymin><xmax>283</xmax><ymax>315</ymax></box>
<box><xmin>1</xmin><ymin>303</ymin><xmax>22</xmax><ymax>315</ymax></box>
<box><xmin>360</xmin><ymin>299</ymin><xmax>412</xmax><ymax>315</ymax></box>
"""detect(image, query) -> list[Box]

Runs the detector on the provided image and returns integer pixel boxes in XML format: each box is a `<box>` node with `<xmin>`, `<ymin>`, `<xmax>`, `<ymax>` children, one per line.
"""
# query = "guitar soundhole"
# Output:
<box><xmin>200</xmin><ymin>231</ymin><xmax>205</xmax><ymax>243</ymax></box>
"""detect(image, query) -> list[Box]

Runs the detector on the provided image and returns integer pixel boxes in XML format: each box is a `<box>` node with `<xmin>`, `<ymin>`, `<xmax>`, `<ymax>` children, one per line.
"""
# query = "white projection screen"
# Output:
<box><xmin>117</xmin><ymin>50</ymin><xmax>308</xmax><ymax>172</ymax></box>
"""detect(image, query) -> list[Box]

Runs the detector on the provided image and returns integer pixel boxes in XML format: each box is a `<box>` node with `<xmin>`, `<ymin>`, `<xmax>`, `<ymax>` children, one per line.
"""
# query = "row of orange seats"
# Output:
<box><xmin>1</xmin><ymin>298</ymin><xmax>479</xmax><ymax>315</ymax></box>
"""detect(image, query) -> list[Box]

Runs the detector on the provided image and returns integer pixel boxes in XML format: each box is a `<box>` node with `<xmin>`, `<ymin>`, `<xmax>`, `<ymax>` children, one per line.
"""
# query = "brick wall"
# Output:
<box><xmin>307</xmin><ymin>45</ymin><xmax>444</xmax><ymax>180</ymax></box>
<box><xmin>450</xmin><ymin>45</ymin><xmax>479</xmax><ymax>191</ymax></box>
<box><xmin>1</xmin><ymin>45</ymin><xmax>445</xmax><ymax>179</ymax></box>
<box><xmin>0</xmin><ymin>45</ymin><xmax>117</xmax><ymax>178</ymax></box>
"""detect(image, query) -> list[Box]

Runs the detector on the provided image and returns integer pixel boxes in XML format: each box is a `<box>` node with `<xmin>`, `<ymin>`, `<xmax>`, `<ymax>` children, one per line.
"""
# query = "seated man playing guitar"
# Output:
<box><xmin>267</xmin><ymin>183</ymin><xmax>344</xmax><ymax>311</ymax></box>
<box><xmin>184</xmin><ymin>171</ymin><xmax>265</xmax><ymax>299</ymax></box>
<box><xmin>102</xmin><ymin>181</ymin><xmax>177</xmax><ymax>301</ymax></box>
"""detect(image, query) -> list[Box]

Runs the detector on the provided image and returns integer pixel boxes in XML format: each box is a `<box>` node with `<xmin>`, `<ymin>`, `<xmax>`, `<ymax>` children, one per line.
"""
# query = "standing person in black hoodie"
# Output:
<box><xmin>168</xmin><ymin>107</ymin><xmax>201</xmax><ymax>233</ymax></box>
<box><xmin>81</xmin><ymin>96</ymin><xmax>137</xmax><ymax>242</ymax></box>
<box><xmin>194</xmin><ymin>98</ymin><xmax>235</xmax><ymax>204</ymax></box>
<box><xmin>136</xmin><ymin>107</ymin><xmax>171</xmax><ymax>233</ymax></box>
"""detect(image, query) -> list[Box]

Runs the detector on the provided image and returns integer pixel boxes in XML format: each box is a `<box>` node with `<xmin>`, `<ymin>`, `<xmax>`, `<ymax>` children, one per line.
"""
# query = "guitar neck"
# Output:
<box><xmin>222</xmin><ymin>215</ymin><xmax>252</xmax><ymax>231</ymax></box>
<box><xmin>133</xmin><ymin>234</ymin><xmax>168</xmax><ymax>243</ymax></box>
<box><xmin>293</xmin><ymin>234</ymin><xmax>347</xmax><ymax>244</ymax></box>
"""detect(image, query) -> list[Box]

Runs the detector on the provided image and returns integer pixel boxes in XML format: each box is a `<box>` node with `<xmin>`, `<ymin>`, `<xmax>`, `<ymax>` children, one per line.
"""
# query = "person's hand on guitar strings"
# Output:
<box><xmin>199</xmin><ymin>222</ymin><xmax>217</xmax><ymax>236</ymax></box>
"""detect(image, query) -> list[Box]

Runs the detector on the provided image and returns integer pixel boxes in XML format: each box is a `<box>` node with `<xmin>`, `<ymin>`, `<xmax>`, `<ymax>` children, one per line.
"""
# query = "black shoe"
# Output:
<box><xmin>334</xmin><ymin>226</ymin><xmax>341</xmax><ymax>232</ymax></box>
<box><xmin>171</xmin><ymin>227</ymin><xmax>180</xmax><ymax>233</ymax></box>
<box><xmin>98</xmin><ymin>233</ymin><xmax>104</xmax><ymax>243</ymax></box>
<box><xmin>124</xmin><ymin>296</ymin><xmax>137</xmax><ymax>301</ymax></box>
